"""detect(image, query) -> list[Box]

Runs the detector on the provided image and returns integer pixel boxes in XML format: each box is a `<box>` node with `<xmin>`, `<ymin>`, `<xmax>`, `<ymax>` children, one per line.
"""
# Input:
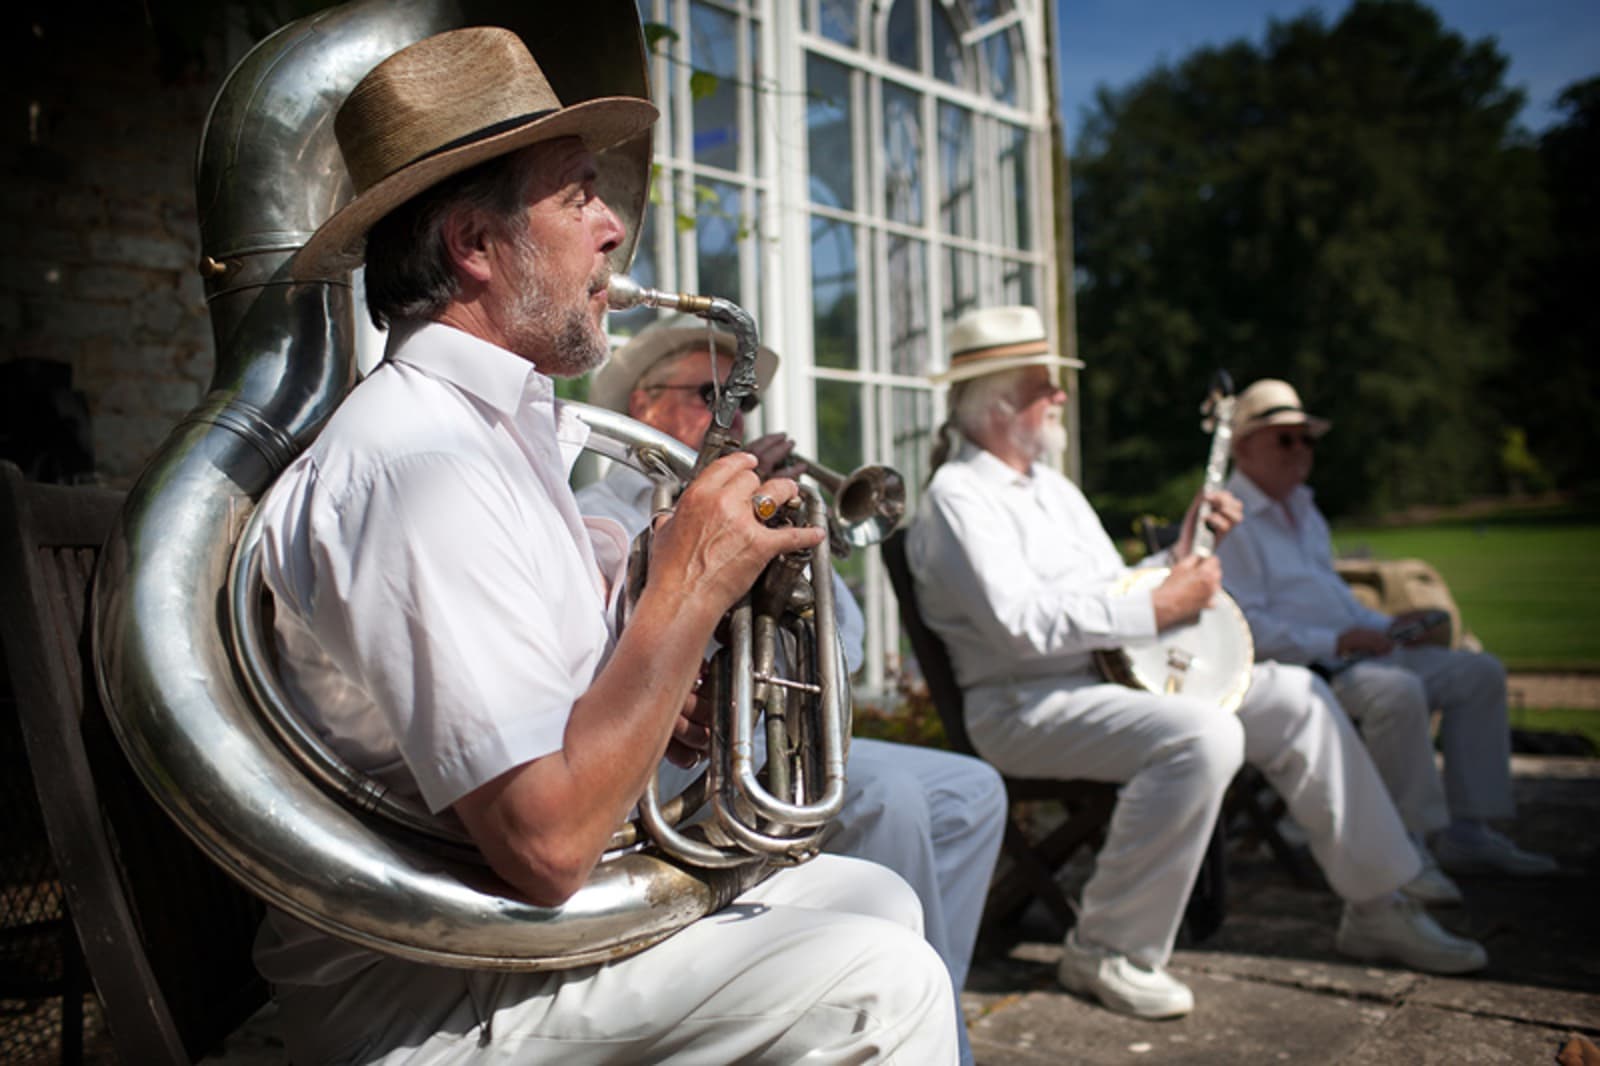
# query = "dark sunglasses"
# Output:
<box><xmin>1276</xmin><ymin>430</ymin><xmax>1316</xmax><ymax>450</ymax></box>
<box><xmin>646</xmin><ymin>382</ymin><xmax>761</xmax><ymax>415</ymax></box>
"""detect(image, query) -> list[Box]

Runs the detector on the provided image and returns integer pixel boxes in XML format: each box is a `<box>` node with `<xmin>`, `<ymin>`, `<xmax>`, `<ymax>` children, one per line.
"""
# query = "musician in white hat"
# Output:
<box><xmin>1218</xmin><ymin>379</ymin><xmax>1556</xmax><ymax>879</ymax></box>
<box><xmin>578</xmin><ymin>316</ymin><xmax>1008</xmax><ymax>1066</ymax></box>
<box><xmin>906</xmin><ymin>305</ymin><xmax>1488</xmax><ymax>1021</ymax></box>
<box><xmin>255</xmin><ymin>26</ymin><xmax>957</xmax><ymax>1064</ymax></box>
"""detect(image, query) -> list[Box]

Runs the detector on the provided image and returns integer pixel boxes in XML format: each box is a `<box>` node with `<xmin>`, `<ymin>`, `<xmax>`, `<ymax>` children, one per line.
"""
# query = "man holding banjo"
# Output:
<box><xmin>905</xmin><ymin>305</ymin><xmax>1488</xmax><ymax>1021</ymax></box>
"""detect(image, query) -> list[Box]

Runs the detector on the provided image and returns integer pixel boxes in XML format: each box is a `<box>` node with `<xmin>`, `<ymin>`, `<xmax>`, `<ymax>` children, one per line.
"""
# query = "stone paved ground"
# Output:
<box><xmin>960</xmin><ymin>754</ymin><xmax>1600</xmax><ymax>1065</ymax></box>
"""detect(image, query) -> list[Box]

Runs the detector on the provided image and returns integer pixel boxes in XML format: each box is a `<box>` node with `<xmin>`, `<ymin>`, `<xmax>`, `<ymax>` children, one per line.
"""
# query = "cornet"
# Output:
<box><xmin>791</xmin><ymin>456</ymin><xmax>906</xmax><ymax>556</ymax></box>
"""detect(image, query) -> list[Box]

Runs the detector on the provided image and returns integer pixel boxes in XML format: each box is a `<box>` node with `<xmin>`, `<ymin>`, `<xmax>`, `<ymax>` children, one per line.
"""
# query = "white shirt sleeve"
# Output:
<box><xmin>914</xmin><ymin>466</ymin><xmax>1156</xmax><ymax>667</ymax></box>
<box><xmin>296</xmin><ymin>451</ymin><xmax>602</xmax><ymax>812</ymax></box>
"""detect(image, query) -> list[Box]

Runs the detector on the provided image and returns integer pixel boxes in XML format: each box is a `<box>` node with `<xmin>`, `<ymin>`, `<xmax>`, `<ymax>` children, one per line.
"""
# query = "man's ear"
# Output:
<box><xmin>440</xmin><ymin>207</ymin><xmax>496</xmax><ymax>286</ymax></box>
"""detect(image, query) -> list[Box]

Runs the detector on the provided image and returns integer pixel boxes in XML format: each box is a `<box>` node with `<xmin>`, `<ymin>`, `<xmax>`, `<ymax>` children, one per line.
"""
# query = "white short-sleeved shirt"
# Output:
<box><xmin>257</xmin><ymin>321</ymin><xmax>631</xmax><ymax>814</ymax></box>
<box><xmin>1215</xmin><ymin>469</ymin><xmax>1391</xmax><ymax>665</ymax></box>
<box><xmin>905</xmin><ymin>443</ymin><xmax>1159</xmax><ymax>693</ymax></box>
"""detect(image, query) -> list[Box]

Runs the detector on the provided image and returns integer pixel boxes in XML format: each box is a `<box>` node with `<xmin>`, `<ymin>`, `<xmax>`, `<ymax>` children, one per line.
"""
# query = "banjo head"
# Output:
<box><xmin>1095</xmin><ymin>567</ymin><xmax>1255</xmax><ymax>713</ymax></box>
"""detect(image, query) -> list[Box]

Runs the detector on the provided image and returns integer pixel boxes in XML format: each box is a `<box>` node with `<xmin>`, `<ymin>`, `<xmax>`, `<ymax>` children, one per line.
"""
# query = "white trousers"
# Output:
<box><xmin>1333</xmin><ymin>645</ymin><xmax>1514</xmax><ymax>827</ymax></box>
<box><xmin>657</xmin><ymin>737</ymin><xmax>1003</xmax><ymax>1065</ymax></box>
<box><xmin>964</xmin><ymin>661</ymin><xmax>1420</xmax><ymax>969</ymax></box>
<box><xmin>269</xmin><ymin>855</ymin><xmax>957</xmax><ymax>1065</ymax></box>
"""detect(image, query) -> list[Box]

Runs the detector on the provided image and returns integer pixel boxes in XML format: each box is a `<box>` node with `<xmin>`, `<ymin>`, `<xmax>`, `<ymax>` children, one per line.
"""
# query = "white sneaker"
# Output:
<box><xmin>1335</xmin><ymin>897</ymin><xmax>1488</xmax><ymax>974</ymax></box>
<box><xmin>1401</xmin><ymin>862</ymin><xmax>1464</xmax><ymax>906</ymax></box>
<box><xmin>1056</xmin><ymin>930</ymin><xmax>1195</xmax><ymax>1019</ymax></box>
<box><xmin>1432</xmin><ymin>827</ymin><xmax>1558</xmax><ymax>877</ymax></box>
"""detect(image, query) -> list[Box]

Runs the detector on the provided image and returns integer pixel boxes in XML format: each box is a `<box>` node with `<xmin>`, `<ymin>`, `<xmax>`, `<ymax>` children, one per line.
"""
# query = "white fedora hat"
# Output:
<box><xmin>588</xmin><ymin>313</ymin><xmax>779</xmax><ymax>413</ymax></box>
<box><xmin>932</xmin><ymin>305</ymin><xmax>1083</xmax><ymax>385</ymax></box>
<box><xmin>1231</xmin><ymin>379</ymin><xmax>1332</xmax><ymax>439</ymax></box>
<box><xmin>290</xmin><ymin>26</ymin><xmax>657</xmax><ymax>280</ymax></box>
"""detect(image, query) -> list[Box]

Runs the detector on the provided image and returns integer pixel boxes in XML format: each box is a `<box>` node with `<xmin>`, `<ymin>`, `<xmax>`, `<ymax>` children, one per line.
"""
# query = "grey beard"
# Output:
<box><xmin>501</xmin><ymin>231</ymin><xmax>610</xmax><ymax>378</ymax></box>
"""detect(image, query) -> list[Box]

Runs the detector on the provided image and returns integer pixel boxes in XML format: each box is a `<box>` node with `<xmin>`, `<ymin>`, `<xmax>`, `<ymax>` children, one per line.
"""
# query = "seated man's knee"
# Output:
<box><xmin>1160</xmin><ymin>709</ymin><xmax>1245</xmax><ymax>792</ymax></box>
<box><xmin>1459</xmin><ymin>649</ymin><xmax>1507</xmax><ymax>691</ymax></box>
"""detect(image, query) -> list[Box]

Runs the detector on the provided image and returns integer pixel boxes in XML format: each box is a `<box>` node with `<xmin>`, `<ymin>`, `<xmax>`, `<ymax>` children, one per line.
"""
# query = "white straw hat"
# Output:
<box><xmin>588</xmin><ymin>314</ymin><xmax>779</xmax><ymax>413</ymax></box>
<box><xmin>1231</xmin><ymin>379</ymin><xmax>1332</xmax><ymax>439</ymax></box>
<box><xmin>933</xmin><ymin>305</ymin><xmax>1083</xmax><ymax>385</ymax></box>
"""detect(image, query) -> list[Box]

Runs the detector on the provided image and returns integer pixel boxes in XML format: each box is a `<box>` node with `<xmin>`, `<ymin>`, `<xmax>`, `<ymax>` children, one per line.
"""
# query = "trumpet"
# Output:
<box><xmin>791</xmin><ymin>456</ymin><xmax>906</xmax><ymax>556</ymax></box>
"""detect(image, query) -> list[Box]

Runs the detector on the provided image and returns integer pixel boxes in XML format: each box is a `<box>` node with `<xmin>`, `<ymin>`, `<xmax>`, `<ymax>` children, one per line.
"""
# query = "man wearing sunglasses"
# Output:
<box><xmin>576</xmin><ymin>315</ymin><xmax>1007</xmax><ymax>1066</ymax></box>
<box><xmin>1218</xmin><ymin>379</ymin><xmax>1556</xmax><ymax>882</ymax></box>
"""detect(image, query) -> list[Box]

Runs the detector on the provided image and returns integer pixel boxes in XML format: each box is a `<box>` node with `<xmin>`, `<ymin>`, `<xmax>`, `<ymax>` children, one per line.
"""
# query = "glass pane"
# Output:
<box><xmin>815</xmin><ymin>378</ymin><xmax>863</xmax><ymax>483</ymax></box>
<box><xmin>943</xmin><ymin>247</ymin><xmax>979</xmax><ymax>332</ymax></box>
<box><xmin>612</xmin><ymin>198</ymin><xmax>661</xmax><ymax>336</ymax></box>
<box><xmin>807</xmin><ymin>55</ymin><xmax>854</xmax><ymax>212</ymax></box>
<box><xmin>885</xmin><ymin>234</ymin><xmax>928</xmax><ymax>376</ymax></box>
<box><xmin>886</xmin><ymin>0</ymin><xmax>918</xmax><ymax>71</ymax></box>
<box><xmin>889</xmin><ymin>384</ymin><xmax>936</xmax><ymax>505</ymax></box>
<box><xmin>931</xmin><ymin>4</ymin><xmax>964</xmax><ymax>85</ymax></box>
<box><xmin>986</xmin><ymin>28</ymin><xmax>1018</xmax><ymax>106</ymax></box>
<box><xmin>691</xmin><ymin>2</ymin><xmax>739</xmax><ymax>171</ymax></box>
<box><xmin>1001</xmin><ymin>259</ymin><xmax>1039</xmax><ymax>308</ymax></box>
<box><xmin>695</xmin><ymin>179</ymin><xmax>744</xmax><ymax>304</ymax></box>
<box><xmin>814</xmin><ymin>0</ymin><xmax>858</xmax><ymax>47</ymax></box>
<box><xmin>812</xmin><ymin>215</ymin><xmax>859</xmax><ymax>370</ymax></box>
<box><xmin>938</xmin><ymin>103</ymin><xmax>974</xmax><ymax>237</ymax></box>
<box><xmin>997</xmin><ymin>122</ymin><xmax>1032</xmax><ymax>252</ymax></box>
<box><xmin>882</xmin><ymin>83</ymin><xmax>923</xmax><ymax>226</ymax></box>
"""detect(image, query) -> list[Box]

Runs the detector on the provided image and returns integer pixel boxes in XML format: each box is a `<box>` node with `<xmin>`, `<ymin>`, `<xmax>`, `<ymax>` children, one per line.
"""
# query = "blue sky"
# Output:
<box><xmin>1055</xmin><ymin>0</ymin><xmax>1600</xmax><ymax>141</ymax></box>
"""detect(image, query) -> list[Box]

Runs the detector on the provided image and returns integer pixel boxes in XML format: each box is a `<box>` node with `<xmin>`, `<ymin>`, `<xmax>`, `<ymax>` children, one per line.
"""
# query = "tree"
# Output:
<box><xmin>1071</xmin><ymin>0</ymin><xmax>1546</xmax><ymax>522</ymax></box>
<box><xmin>1502</xmin><ymin>77</ymin><xmax>1600</xmax><ymax>492</ymax></box>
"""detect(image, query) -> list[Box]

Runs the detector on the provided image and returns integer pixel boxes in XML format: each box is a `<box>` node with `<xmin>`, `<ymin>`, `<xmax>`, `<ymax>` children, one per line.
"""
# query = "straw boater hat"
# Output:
<box><xmin>1230</xmin><ymin>379</ymin><xmax>1332</xmax><ymax>440</ymax></box>
<box><xmin>290</xmin><ymin>26</ymin><xmax>658</xmax><ymax>280</ymax></box>
<box><xmin>932</xmin><ymin>305</ymin><xmax>1083</xmax><ymax>385</ymax></box>
<box><xmin>588</xmin><ymin>314</ymin><xmax>779</xmax><ymax>413</ymax></box>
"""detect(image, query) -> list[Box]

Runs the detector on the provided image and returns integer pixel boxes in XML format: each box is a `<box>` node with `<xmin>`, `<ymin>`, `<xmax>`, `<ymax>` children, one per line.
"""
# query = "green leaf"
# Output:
<box><xmin>690</xmin><ymin>70</ymin><xmax>720</xmax><ymax>101</ymax></box>
<box><xmin>643</xmin><ymin>23</ymin><xmax>679</xmax><ymax>51</ymax></box>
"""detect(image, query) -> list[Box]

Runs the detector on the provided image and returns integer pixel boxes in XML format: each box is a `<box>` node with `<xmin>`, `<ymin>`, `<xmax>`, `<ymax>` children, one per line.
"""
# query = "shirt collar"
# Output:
<box><xmin>386</xmin><ymin>321</ymin><xmax>549</xmax><ymax>418</ymax></box>
<box><xmin>1230</xmin><ymin>469</ymin><xmax>1314</xmax><ymax>518</ymax></box>
<box><xmin>959</xmin><ymin>441</ymin><xmax>1035</xmax><ymax>488</ymax></box>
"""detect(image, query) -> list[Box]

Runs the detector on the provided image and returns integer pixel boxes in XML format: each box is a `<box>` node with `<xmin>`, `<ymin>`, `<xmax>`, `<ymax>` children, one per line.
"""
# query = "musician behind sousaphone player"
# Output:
<box><xmin>905</xmin><ymin>305</ymin><xmax>1489</xmax><ymax>1021</ymax></box>
<box><xmin>576</xmin><ymin>315</ymin><xmax>1008</xmax><ymax>1066</ymax></box>
<box><xmin>254</xmin><ymin>26</ymin><xmax>957</xmax><ymax>1065</ymax></box>
<box><xmin>1217</xmin><ymin>379</ymin><xmax>1558</xmax><ymax>880</ymax></box>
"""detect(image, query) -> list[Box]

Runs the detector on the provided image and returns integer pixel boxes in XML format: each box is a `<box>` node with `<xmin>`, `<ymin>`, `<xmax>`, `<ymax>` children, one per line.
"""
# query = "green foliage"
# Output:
<box><xmin>1071</xmin><ymin>1</ymin><xmax>1564</xmax><ymax>519</ymax></box>
<box><xmin>1499</xmin><ymin>77</ymin><xmax>1600</xmax><ymax>493</ymax></box>
<box><xmin>1497</xmin><ymin>427</ymin><xmax>1552</xmax><ymax>494</ymax></box>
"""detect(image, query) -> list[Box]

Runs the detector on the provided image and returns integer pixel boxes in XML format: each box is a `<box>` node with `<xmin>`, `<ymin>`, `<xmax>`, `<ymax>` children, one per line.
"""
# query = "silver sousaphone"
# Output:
<box><xmin>93</xmin><ymin>0</ymin><xmax>846</xmax><ymax>971</ymax></box>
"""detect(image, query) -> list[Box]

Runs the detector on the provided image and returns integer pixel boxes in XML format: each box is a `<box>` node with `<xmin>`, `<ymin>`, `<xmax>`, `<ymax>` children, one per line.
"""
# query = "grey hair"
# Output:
<box><xmin>362</xmin><ymin>146</ymin><xmax>544</xmax><ymax>330</ymax></box>
<box><xmin>928</xmin><ymin>369</ymin><xmax>1025</xmax><ymax>474</ymax></box>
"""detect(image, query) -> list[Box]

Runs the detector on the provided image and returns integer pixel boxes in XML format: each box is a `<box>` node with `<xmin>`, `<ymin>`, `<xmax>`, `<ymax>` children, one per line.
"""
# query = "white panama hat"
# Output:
<box><xmin>589</xmin><ymin>313</ymin><xmax>779</xmax><ymax>413</ymax></box>
<box><xmin>1230</xmin><ymin>379</ymin><xmax>1332</xmax><ymax>439</ymax></box>
<box><xmin>932</xmin><ymin>305</ymin><xmax>1083</xmax><ymax>385</ymax></box>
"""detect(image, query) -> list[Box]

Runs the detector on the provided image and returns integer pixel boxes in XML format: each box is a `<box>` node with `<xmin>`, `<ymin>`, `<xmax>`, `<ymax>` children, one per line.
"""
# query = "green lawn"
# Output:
<box><xmin>1331</xmin><ymin>508</ymin><xmax>1600</xmax><ymax>672</ymax></box>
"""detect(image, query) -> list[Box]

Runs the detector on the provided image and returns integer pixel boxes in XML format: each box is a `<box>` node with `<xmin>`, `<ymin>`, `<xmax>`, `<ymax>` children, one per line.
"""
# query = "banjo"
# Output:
<box><xmin>1093</xmin><ymin>372</ymin><xmax>1255</xmax><ymax>712</ymax></box>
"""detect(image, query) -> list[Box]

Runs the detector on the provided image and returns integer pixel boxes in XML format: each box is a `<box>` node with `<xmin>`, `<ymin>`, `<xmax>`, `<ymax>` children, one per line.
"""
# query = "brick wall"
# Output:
<box><xmin>2</xmin><ymin>12</ymin><xmax>232</xmax><ymax>486</ymax></box>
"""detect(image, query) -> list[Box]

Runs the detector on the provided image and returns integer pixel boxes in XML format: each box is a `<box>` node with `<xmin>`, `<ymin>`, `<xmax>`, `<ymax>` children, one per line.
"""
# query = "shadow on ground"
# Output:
<box><xmin>961</xmin><ymin>755</ymin><xmax>1600</xmax><ymax>1065</ymax></box>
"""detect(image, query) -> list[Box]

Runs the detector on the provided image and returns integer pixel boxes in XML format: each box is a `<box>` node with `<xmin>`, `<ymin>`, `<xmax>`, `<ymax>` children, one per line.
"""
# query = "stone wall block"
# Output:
<box><xmin>86</xmin><ymin>232</ymin><xmax>193</xmax><ymax>272</ymax></box>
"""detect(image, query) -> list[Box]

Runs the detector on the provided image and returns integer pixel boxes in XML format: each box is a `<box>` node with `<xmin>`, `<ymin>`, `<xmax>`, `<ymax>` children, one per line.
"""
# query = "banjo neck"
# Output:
<box><xmin>1191</xmin><ymin>373</ymin><xmax>1237</xmax><ymax>559</ymax></box>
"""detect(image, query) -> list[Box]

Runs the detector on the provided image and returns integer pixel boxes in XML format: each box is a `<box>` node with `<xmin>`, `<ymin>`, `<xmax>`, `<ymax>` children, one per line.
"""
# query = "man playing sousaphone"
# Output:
<box><xmin>254</xmin><ymin>26</ymin><xmax>957</xmax><ymax>1064</ymax></box>
<box><xmin>904</xmin><ymin>305</ymin><xmax>1488</xmax><ymax>1020</ymax></box>
<box><xmin>1217</xmin><ymin>379</ymin><xmax>1557</xmax><ymax>880</ymax></box>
